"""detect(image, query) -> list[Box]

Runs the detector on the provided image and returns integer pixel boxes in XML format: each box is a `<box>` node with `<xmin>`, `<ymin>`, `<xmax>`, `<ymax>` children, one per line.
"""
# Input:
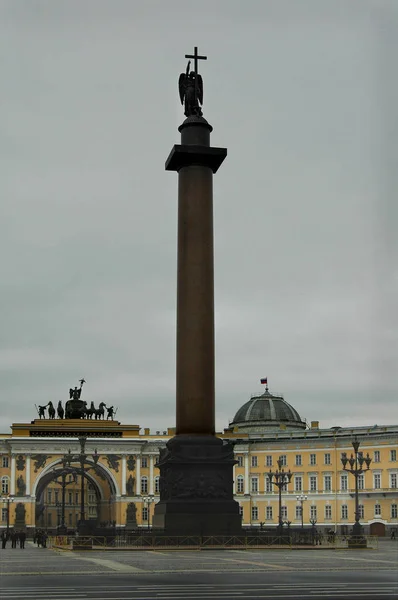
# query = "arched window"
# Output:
<box><xmin>154</xmin><ymin>476</ymin><xmax>160</xmax><ymax>494</ymax></box>
<box><xmin>141</xmin><ymin>476</ymin><xmax>148</xmax><ymax>494</ymax></box>
<box><xmin>1</xmin><ymin>476</ymin><xmax>9</xmax><ymax>494</ymax></box>
<box><xmin>236</xmin><ymin>475</ymin><xmax>244</xmax><ymax>494</ymax></box>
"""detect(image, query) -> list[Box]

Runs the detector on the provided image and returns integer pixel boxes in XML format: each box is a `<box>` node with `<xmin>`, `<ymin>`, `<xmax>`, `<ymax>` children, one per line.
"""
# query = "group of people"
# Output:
<box><xmin>33</xmin><ymin>529</ymin><xmax>48</xmax><ymax>548</ymax></box>
<box><xmin>1</xmin><ymin>529</ymin><xmax>27</xmax><ymax>549</ymax></box>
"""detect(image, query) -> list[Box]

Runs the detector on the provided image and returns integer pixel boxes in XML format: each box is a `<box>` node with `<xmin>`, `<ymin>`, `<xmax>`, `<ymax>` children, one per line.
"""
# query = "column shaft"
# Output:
<box><xmin>244</xmin><ymin>454</ymin><xmax>249</xmax><ymax>495</ymax></box>
<box><xmin>136</xmin><ymin>456</ymin><xmax>141</xmax><ymax>495</ymax></box>
<box><xmin>26</xmin><ymin>455</ymin><xmax>31</xmax><ymax>496</ymax></box>
<box><xmin>149</xmin><ymin>456</ymin><xmax>154</xmax><ymax>495</ymax></box>
<box><xmin>10</xmin><ymin>455</ymin><xmax>16</xmax><ymax>495</ymax></box>
<box><xmin>121</xmin><ymin>456</ymin><xmax>127</xmax><ymax>495</ymax></box>
<box><xmin>176</xmin><ymin>165</ymin><xmax>215</xmax><ymax>435</ymax></box>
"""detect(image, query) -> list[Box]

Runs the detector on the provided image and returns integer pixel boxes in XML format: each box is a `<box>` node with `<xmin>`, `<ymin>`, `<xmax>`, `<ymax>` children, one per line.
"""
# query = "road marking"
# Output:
<box><xmin>218</xmin><ymin>557</ymin><xmax>292</xmax><ymax>570</ymax></box>
<box><xmin>65</xmin><ymin>553</ymin><xmax>145</xmax><ymax>572</ymax></box>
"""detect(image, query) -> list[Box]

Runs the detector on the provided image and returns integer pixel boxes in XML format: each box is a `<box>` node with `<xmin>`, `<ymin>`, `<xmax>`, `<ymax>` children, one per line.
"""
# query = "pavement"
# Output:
<box><xmin>0</xmin><ymin>539</ymin><xmax>397</xmax><ymax>599</ymax></box>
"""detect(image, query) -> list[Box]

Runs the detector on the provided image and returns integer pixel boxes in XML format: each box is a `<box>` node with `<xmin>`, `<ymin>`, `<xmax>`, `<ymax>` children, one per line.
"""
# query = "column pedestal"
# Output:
<box><xmin>152</xmin><ymin>435</ymin><xmax>241</xmax><ymax>534</ymax></box>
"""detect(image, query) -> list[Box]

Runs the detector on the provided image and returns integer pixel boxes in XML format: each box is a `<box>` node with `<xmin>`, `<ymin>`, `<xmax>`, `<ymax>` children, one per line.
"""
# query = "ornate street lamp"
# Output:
<box><xmin>63</xmin><ymin>436</ymin><xmax>99</xmax><ymax>533</ymax></box>
<box><xmin>142</xmin><ymin>495</ymin><xmax>155</xmax><ymax>530</ymax></box>
<box><xmin>52</xmin><ymin>458</ymin><xmax>78</xmax><ymax>533</ymax></box>
<box><xmin>341</xmin><ymin>436</ymin><xmax>372</xmax><ymax>543</ymax></box>
<box><xmin>268</xmin><ymin>457</ymin><xmax>292</xmax><ymax>533</ymax></box>
<box><xmin>296</xmin><ymin>493</ymin><xmax>307</xmax><ymax>528</ymax></box>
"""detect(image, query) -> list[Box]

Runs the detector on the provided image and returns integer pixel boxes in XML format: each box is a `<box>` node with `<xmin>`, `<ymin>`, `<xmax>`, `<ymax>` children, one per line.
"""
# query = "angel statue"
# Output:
<box><xmin>179</xmin><ymin>60</ymin><xmax>203</xmax><ymax>117</ymax></box>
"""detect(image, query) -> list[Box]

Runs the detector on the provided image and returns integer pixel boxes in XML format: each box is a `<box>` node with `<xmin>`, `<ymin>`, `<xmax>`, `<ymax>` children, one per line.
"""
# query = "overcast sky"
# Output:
<box><xmin>1</xmin><ymin>0</ymin><xmax>397</xmax><ymax>435</ymax></box>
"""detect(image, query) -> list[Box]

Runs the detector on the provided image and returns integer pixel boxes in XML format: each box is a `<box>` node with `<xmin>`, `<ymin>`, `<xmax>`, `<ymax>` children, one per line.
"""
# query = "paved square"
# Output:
<box><xmin>0</xmin><ymin>540</ymin><xmax>397</xmax><ymax>599</ymax></box>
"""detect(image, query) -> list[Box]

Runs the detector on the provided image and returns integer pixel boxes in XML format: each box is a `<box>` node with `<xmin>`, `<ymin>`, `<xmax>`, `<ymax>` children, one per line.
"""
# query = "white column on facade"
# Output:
<box><xmin>244</xmin><ymin>453</ymin><xmax>249</xmax><ymax>495</ymax></box>
<box><xmin>136</xmin><ymin>455</ymin><xmax>141</xmax><ymax>495</ymax></box>
<box><xmin>10</xmin><ymin>454</ymin><xmax>16</xmax><ymax>495</ymax></box>
<box><xmin>26</xmin><ymin>455</ymin><xmax>31</xmax><ymax>496</ymax></box>
<box><xmin>121</xmin><ymin>455</ymin><xmax>127</xmax><ymax>495</ymax></box>
<box><xmin>149</xmin><ymin>455</ymin><xmax>154</xmax><ymax>495</ymax></box>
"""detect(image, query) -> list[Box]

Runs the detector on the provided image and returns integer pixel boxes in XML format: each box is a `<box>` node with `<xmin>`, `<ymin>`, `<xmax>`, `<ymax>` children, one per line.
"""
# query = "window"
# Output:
<box><xmin>375</xmin><ymin>503</ymin><xmax>381</xmax><ymax>516</ymax></box>
<box><xmin>154</xmin><ymin>476</ymin><xmax>160</xmax><ymax>494</ymax></box>
<box><xmin>251</xmin><ymin>506</ymin><xmax>258</xmax><ymax>521</ymax></box>
<box><xmin>358</xmin><ymin>505</ymin><xmax>364</xmax><ymax>519</ymax></box>
<box><xmin>324</xmin><ymin>453</ymin><xmax>331</xmax><ymax>465</ymax></box>
<box><xmin>89</xmin><ymin>494</ymin><xmax>95</xmax><ymax>503</ymax></box>
<box><xmin>281</xmin><ymin>506</ymin><xmax>287</xmax><ymax>520</ymax></box>
<box><xmin>2</xmin><ymin>456</ymin><xmax>9</xmax><ymax>468</ymax></box>
<box><xmin>310</xmin><ymin>454</ymin><xmax>316</xmax><ymax>465</ymax></box>
<box><xmin>294</xmin><ymin>476</ymin><xmax>302</xmax><ymax>492</ymax></box>
<box><xmin>341</xmin><ymin>474</ymin><xmax>348</xmax><ymax>491</ymax></box>
<box><xmin>391</xmin><ymin>504</ymin><xmax>397</xmax><ymax>519</ymax></box>
<box><xmin>68</xmin><ymin>492</ymin><xmax>73</xmax><ymax>505</ymax></box>
<box><xmin>325</xmin><ymin>505</ymin><xmax>332</xmax><ymax>519</ymax></box>
<box><xmin>279</xmin><ymin>455</ymin><xmax>287</xmax><ymax>466</ymax></box>
<box><xmin>358</xmin><ymin>474</ymin><xmax>364</xmax><ymax>490</ymax></box>
<box><xmin>295</xmin><ymin>505</ymin><xmax>302</xmax><ymax>520</ymax></box>
<box><xmin>68</xmin><ymin>474</ymin><xmax>73</xmax><ymax>482</ymax></box>
<box><xmin>48</xmin><ymin>490</ymin><xmax>52</xmax><ymax>504</ymax></box>
<box><xmin>237</xmin><ymin>456</ymin><xmax>243</xmax><ymax>467</ymax></box>
<box><xmin>374</xmin><ymin>451</ymin><xmax>380</xmax><ymax>463</ymax></box>
<box><xmin>265</xmin><ymin>477</ymin><xmax>273</xmax><ymax>493</ymax></box>
<box><xmin>55</xmin><ymin>491</ymin><xmax>59</xmax><ymax>503</ymax></box>
<box><xmin>391</xmin><ymin>450</ymin><xmax>397</xmax><ymax>462</ymax></box>
<box><xmin>310</xmin><ymin>505</ymin><xmax>317</xmax><ymax>520</ymax></box>
<box><xmin>390</xmin><ymin>474</ymin><xmax>397</xmax><ymax>489</ymax></box>
<box><xmin>1</xmin><ymin>508</ymin><xmax>7</xmax><ymax>522</ymax></box>
<box><xmin>251</xmin><ymin>456</ymin><xmax>258</xmax><ymax>468</ymax></box>
<box><xmin>68</xmin><ymin>513</ymin><xmax>73</xmax><ymax>526</ymax></box>
<box><xmin>251</xmin><ymin>477</ymin><xmax>258</xmax><ymax>493</ymax></box>
<box><xmin>341</xmin><ymin>504</ymin><xmax>348</xmax><ymax>519</ymax></box>
<box><xmin>295</xmin><ymin>455</ymin><xmax>302</xmax><ymax>466</ymax></box>
<box><xmin>236</xmin><ymin>475</ymin><xmax>244</xmax><ymax>494</ymax></box>
<box><xmin>141</xmin><ymin>477</ymin><xmax>148</xmax><ymax>494</ymax></box>
<box><xmin>239</xmin><ymin>505</ymin><xmax>243</xmax><ymax>517</ymax></box>
<box><xmin>142</xmin><ymin>507</ymin><xmax>148</xmax><ymax>521</ymax></box>
<box><xmin>141</xmin><ymin>457</ymin><xmax>148</xmax><ymax>468</ymax></box>
<box><xmin>374</xmin><ymin>474</ymin><xmax>381</xmax><ymax>490</ymax></box>
<box><xmin>310</xmin><ymin>476</ymin><xmax>317</xmax><ymax>492</ymax></box>
<box><xmin>75</xmin><ymin>492</ymin><xmax>79</xmax><ymax>504</ymax></box>
<box><xmin>324</xmin><ymin>475</ymin><xmax>332</xmax><ymax>492</ymax></box>
<box><xmin>266</xmin><ymin>455</ymin><xmax>272</xmax><ymax>467</ymax></box>
<box><xmin>266</xmin><ymin>506</ymin><xmax>273</xmax><ymax>520</ymax></box>
<box><xmin>1</xmin><ymin>476</ymin><xmax>9</xmax><ymax>494</ymax></box>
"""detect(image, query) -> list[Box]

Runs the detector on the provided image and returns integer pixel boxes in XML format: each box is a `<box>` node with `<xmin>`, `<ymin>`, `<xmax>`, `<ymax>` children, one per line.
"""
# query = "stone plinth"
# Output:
<box><xmin>152</xmin><ymin>435</ymin><xmax>241</xmax><ymax>534</ymax></box>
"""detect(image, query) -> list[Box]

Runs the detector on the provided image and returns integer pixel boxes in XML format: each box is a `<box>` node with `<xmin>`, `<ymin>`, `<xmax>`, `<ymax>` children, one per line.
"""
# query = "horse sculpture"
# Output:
<box><xmin>47</xmin><ymin>401</ymin><xmax>56</xmax><ymax>419</ymax></box>
<box><xmin>57</xmin><ymin>401</ymin><xmax>64</xmax><ymax>419</ymax></box>
<box><xmin>85</xmin><ymin>401</ymin><xmax>96</xmax><ymax>420</ymax></box>
<box><xmin>94</xmin><ymin>402</ymin><xmax>107</xmax><ymax>420</ymax></box>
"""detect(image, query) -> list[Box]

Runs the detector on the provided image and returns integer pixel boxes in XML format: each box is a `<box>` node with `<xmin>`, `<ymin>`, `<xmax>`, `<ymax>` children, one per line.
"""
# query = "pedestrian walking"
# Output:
<box><xmin>19</xmin><ymin>531</ymin><xmax>26</xmax><ymax>549</ymax></box>
<box><xmin>1</xmin><ymin>530</ymin><xmax>8</xmax><ymax>549</ymax></box>
<box><xmin>11</xmin><ymin>530</ymin><xmax>18</xmax><ymax>548</ymax></box>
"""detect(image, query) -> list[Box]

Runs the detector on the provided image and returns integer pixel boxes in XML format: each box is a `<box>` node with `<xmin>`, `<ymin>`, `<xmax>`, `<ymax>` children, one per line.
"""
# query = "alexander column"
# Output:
<box><xmin>152</xmin><ymin>48</ymin><xmax>241</xmax><ymax>534</ymax></box>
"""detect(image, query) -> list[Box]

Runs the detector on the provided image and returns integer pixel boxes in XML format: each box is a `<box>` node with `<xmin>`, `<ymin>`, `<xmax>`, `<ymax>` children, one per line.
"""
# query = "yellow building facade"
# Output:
<box><xmin>1</xmin><ymin>388</ymin><xmax>397</xmax><ymax>536</ymax></box>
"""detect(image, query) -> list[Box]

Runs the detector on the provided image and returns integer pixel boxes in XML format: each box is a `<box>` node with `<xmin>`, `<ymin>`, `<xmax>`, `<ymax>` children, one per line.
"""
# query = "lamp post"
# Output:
<box><xmin>53</xmin><ymin>458</ymin><xmax>78</xmax><ymax>533</ymax></box>
<box><xmin>63</xmin><ymin>436</ymin><xmax>99</xmax><ymax>533</ymax></box>
<box><xmin>142</xmin><ymin>495</ymin><xmax>155</xmax><ymax>530</ymax></box>
<box><xmin>296</xmin><ymin>493</ymin><xmax>307</xmax><ymax>528</ymax></box>
<box><xmin>341</xmin><ymin>436</ymin><xmax>372</xmax><ymax>543</ymax></box>
<box><xmin>2</xmin><ymin>494</ymin><xmax>15</xmax><ymax>532</ymax></box>
<box><xmin>268</xmin><ymin>456</ymin><xmax>292</xmax><ymax>534</ymax></box>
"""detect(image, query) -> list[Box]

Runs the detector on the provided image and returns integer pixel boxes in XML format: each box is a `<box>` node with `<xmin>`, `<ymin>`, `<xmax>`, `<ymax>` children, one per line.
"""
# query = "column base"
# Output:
<box><xmin>152</xmin><ymin>435</ymin><xmax>242</xmax><ymax>535</ymax></box>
